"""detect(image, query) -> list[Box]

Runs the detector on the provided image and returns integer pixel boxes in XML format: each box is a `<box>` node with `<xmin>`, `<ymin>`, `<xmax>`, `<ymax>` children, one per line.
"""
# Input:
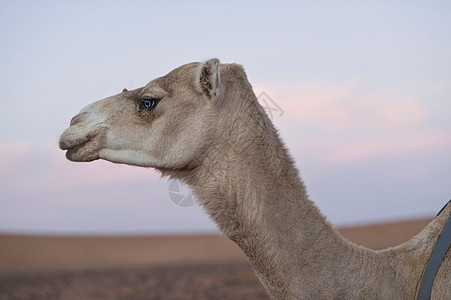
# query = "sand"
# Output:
<box><xmin>0</xmin><ymin>218</ymin><xmax>432</xmax><ymax>299</ymax></box>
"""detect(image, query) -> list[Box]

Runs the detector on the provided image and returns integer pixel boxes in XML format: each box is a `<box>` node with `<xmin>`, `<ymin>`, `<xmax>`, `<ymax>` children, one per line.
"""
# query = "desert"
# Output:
<box><xmin>0</xmin><ymin>218</ymin><xmax>431</xmax><ymax>299</ymax></box>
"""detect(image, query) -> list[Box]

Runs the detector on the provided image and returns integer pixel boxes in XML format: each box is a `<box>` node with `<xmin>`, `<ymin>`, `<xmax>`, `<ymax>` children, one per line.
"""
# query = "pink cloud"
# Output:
<box><xmin>0</xmin><ymin>141</ymin><xmax>160</xmax><ymax>194</ymax></box>
<box><xmin>0</xmin><ymin>142</ymin><xmax>32</xmax><ymax>170</ymax></box>
<box><xmin>328</xmin><ymin>130</ymin><xmax>451</xmax><ymax>163</ymax></box>
<box><xmin>255</xmin><ymin>80</ymin><xmax>426</xmax><ymax>130</ymax></box>
<box><xmin>253</xmin><ymin>80</ymin><xmax>449</xmax><ymax>162</ymax></box>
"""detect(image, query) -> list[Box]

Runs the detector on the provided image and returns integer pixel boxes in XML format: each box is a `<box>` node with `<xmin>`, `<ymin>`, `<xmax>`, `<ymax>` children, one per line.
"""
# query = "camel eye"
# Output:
<box><xmin>140</xmin><ymin>99</ymin><xmax>156</xmax><ymax>110</ymax></box>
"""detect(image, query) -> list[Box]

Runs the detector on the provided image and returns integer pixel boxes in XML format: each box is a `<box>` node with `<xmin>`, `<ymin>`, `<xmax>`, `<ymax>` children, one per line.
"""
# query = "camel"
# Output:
<box><xmin>59</xmin><ymin>59</ymin><xmax>450</xmax><ymax>299</ymax></box>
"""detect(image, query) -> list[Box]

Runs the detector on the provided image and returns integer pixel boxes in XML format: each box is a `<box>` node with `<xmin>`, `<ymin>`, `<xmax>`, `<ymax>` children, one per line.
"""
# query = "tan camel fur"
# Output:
<box><xmin>59</xmin><ymin>59</ymin><xmax>451</xmax><ymax>299</ymax></box>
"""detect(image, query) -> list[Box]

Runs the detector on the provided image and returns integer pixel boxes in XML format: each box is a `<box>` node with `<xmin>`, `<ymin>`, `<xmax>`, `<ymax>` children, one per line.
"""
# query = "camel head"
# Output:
<box><xmin>59</xmin><ymin>58</ymin><xmax>238</xmax><ymax>171</ymax></box>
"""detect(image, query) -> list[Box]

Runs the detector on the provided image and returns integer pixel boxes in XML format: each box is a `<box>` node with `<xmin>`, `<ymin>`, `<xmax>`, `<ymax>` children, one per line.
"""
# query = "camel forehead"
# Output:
<box><xmin>141</xmin><ymin>83</ymin><xmax>169</xmax><ymax>98</ymax></box>
<box><xmin>161</xmin><ymin>62</ymin><xmax>199</xmax><ymax>85</ymax></box>
<box><xmin>166</xmin><ymin>62</ymin><xmax>198</xmax><ymax>77</ymax></box>
<box><xmin>142</xmin><ymin>62</ymin><xmax>199</xmax><ymax>95</ymax></box>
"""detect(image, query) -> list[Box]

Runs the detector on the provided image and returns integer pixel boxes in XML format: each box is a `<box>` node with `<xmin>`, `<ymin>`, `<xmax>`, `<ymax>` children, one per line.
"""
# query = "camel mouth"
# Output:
<box><xmin>59</xmin><ymin>129</ymin><xmax>104</xmax><ymax>162</ymax></box>
<box><xmin>63</xmin><ymin>135</ymin><xmax>103</xmax><ymax>162</ymax></box>
<box><xmin>59</xmin><ymin>134</ymin><xmax>93</xmax><ymax>151</ymax></box>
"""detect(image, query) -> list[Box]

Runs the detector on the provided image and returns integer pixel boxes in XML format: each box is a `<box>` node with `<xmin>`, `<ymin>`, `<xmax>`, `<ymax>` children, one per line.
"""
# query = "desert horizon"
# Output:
<box><xmin>0</xmin><ymin>218</ymin><xmax>433</xmax><ymax>299</ymax></box>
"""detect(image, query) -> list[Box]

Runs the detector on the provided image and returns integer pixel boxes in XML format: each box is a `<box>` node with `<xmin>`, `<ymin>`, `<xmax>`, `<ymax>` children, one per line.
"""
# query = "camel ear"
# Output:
<box><xmin>195</xmin><ymin>58</ymin><xmax>220</xmax><ymax>99</ymax></box>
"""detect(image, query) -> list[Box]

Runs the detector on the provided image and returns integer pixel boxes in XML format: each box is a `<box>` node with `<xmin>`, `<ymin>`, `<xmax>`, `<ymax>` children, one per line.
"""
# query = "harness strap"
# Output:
<box><xmin>416</xmin><ymin>200</ymin><xmax>451</xmax><ymax>300</ymax></box>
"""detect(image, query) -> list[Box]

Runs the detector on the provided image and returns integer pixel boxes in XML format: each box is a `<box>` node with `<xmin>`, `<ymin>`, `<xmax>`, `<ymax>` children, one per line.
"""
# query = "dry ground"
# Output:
<box><xmin>0</xmin><ymin>218</ymin><xmax>431</xmax><ymax>300</ymax></box>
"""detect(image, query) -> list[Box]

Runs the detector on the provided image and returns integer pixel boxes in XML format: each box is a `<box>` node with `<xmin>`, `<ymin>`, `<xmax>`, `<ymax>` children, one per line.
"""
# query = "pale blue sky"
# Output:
<box><xmin>1</xmin><ymin>1</ymin><xmax>450</xmax><ymax>234</ymax></box>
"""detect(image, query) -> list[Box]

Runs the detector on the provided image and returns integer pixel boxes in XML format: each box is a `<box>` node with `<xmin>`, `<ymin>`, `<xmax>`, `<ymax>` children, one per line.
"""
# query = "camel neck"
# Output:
<box><xmin>186</xmin><ymin>126</ymin><xmax>367</xmax><ymax>298</ymax></box>
<box><xmin>179</xmin><ymin>91</ymin><xmax>418</xmax><ymax>299</ymax></box>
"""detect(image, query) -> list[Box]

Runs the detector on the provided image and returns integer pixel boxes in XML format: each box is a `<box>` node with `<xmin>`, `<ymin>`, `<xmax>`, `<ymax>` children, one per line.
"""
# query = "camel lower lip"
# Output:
<box><xmin>65</xmin><ymin>144</ymin><xmax>85</xmax><ymax>161</ymax></box>
<box><xmin>64</xmin><ymin>138</ymin><xmax>100</xmax><ymax>162</ymax></box>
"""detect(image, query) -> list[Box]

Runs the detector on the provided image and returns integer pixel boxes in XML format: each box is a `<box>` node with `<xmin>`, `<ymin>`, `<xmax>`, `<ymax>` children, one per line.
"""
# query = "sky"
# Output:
<box><xmin>0</xmin><ymin>1</ymin><xmax>450</xmax><ymax>235</ymax></box>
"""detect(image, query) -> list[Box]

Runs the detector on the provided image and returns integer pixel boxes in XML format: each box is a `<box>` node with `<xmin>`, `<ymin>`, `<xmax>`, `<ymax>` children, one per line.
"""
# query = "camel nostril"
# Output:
<box><xmin>70</xmin><ymin>112</ymin><xmax>88</xmax><ymax>126</ymax></box>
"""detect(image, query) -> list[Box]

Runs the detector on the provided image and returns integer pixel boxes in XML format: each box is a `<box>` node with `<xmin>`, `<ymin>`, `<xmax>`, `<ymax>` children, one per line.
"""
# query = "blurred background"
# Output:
<box><xmin>0</xmin><ymin>1</ymin><xmax>450</xmax><ymax>299</ymax></box>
